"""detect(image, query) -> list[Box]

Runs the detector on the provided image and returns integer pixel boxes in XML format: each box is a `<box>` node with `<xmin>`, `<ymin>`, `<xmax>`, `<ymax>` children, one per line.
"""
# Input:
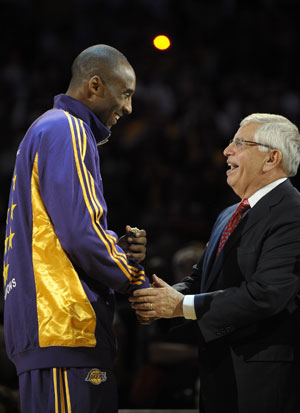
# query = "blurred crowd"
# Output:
<box><xmin>1</xmin><ymin>0</ymin><xmax>300</xmax><ymax>409</ymax></box>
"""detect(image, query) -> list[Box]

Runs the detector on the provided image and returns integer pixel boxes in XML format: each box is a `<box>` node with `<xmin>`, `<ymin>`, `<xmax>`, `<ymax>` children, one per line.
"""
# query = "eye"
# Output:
<box><xmin>236</xmin><ymin>138</ymin><xmax>243</xmax><ymax>148</ymax></box>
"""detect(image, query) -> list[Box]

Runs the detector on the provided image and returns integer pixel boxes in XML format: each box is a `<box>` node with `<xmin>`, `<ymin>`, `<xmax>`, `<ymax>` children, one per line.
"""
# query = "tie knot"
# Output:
<box><xmin>236</xmin><ymin>198</ymin><xmax>250</xmax><ymax>214</ymax></box>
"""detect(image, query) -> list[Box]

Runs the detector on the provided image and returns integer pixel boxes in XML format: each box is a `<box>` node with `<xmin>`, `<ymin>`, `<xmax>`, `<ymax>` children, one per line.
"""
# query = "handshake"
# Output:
<box><xmin>128</xmin><ymin>274</ymin><xmax>185</xmax><ymax>323</ymax></box>
<box><xmin>118</xmin><ymin>225</ymin><xmax>184</xmax><ymax>323</ymax></box>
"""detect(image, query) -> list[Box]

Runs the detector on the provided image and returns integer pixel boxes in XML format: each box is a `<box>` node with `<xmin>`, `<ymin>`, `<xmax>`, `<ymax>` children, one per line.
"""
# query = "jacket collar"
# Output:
<box><xmin>53</xmin><ymin>94</ymin><xmax>111</xmax><ymax>145</ymax></box>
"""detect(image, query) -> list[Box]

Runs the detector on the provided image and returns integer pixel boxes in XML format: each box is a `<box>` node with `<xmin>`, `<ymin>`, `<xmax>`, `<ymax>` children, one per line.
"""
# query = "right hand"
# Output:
<box><xmin>129</xmin><ymin>274</ymin><xmax>184</xmax><ymax>319</ymax></box>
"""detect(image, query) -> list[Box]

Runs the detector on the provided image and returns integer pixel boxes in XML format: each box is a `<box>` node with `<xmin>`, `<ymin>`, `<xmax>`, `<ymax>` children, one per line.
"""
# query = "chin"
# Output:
<box><xmin>104</xmin><ymin>122</ymin><xmax>112</xmax><ymax>130</ymax></box>
<box><xmin>227</xmin><ymin>176</ymin><xmax>235</xmax><ymax>188</ymax></box>
<box><xmin>227</xmin><ymin>179</ymin><xmax>238</xmax><ymax>194</ymax></box>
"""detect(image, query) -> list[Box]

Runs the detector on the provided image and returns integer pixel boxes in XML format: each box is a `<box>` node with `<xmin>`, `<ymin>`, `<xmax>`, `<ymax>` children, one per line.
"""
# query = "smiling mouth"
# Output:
<box><xmin>227</xmin><ymin>162</ymin><xmax>239</xmax><ymax>175</ymax></box>
<box><xmin>113</xmin><ymin>114</ymin><xmax>120</xmax><ymax>124</ymax></box>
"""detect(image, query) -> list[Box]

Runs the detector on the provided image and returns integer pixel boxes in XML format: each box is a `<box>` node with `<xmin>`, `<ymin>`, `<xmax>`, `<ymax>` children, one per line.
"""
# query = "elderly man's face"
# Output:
<box><xmin>223</xmin><ymin>122</ymin><xmax>270</xmax><ymax>199</ymax></box>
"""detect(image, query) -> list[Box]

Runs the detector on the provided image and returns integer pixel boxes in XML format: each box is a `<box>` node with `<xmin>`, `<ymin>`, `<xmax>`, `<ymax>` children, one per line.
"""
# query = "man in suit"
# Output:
<box><xmin>129</xmin><ymin>113</ymin><xmax>300</xmax><ymax>413</ymax></box>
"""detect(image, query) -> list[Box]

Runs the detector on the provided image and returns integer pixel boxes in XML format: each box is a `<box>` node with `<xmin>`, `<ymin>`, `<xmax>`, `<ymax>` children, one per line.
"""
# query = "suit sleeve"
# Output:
<box><xmin>194</xmin><ymin>207</ymin><xmax>300</xmax><ymax>343</ymax></box>
<box><xmin>37</xmin><ymin>112</ymin><xmax>149</xmax><ymax>293</ymax></box>
<box><xmin>173</xmin><ymin>255</ymin><xmax>204</xmax><ymax>293</ymax></box>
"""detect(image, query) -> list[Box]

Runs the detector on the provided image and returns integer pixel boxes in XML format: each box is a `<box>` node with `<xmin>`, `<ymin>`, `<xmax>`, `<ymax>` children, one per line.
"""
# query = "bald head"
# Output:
<box><xmin>69</xmin><ymin>44</ymin><xmax>130</xmax><ymax>87</ymax></box>
<box><xmin>66</xmin><ymin>44</ymin><xmax>136</xmax><ymax>130</ymax></box>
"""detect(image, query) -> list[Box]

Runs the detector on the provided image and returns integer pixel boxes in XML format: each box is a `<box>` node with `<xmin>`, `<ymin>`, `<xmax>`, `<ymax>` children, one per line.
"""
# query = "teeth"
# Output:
<box><xmin>115</xmin><ymin>115</ymin><xmax>120</xmax><ymax>120</ymax></box>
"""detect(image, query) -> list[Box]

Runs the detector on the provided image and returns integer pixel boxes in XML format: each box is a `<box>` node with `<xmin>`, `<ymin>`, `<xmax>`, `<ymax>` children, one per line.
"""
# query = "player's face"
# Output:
<box><xmin>94</xmin><ymin>63</ymin><xmax>136</xmax><ymax>130</ymax></box>
<box><xmin>224</xmin><ymin>122</ymin><xmax>269</xmax><ymax>198</ymax></box>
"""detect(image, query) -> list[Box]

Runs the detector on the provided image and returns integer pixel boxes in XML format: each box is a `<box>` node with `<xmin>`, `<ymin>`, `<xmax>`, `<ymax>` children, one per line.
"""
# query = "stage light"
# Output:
<box><xmin>153</xmin><ymin>35</ymin><xmax>171</xmax><ymax>50</ymax></box>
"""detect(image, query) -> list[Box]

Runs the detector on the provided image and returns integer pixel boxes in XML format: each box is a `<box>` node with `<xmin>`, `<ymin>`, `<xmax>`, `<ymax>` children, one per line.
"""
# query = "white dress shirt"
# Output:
<box><xmin>182</xmin><ymin>177</ymin><xmax>287</xmax><ymax>320</ymax></box>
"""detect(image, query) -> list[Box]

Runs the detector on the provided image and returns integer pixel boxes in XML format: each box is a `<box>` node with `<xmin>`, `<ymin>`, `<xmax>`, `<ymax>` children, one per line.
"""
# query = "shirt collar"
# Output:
<box><xmin>53</xmin><ymin>94</ymin><xmax>111</xmax><ymax>145</ymax></box>
<box><xmin>248</xmin><ymin>177</ymin><xmax>287</xmax><ymax>208</ymax></box>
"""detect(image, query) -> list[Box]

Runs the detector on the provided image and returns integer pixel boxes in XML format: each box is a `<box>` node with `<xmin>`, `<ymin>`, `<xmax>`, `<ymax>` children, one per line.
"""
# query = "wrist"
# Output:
<box><xmin>174</xmin><ymin>293</ymin><xmax>184</xmax><ymax>317</ymax></box>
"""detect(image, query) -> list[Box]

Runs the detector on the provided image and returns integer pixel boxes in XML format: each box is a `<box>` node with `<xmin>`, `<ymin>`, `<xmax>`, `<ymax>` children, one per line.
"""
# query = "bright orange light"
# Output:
<box><xmin>153</xmin><ymin>35</ymin><xmax>171</xmax><ymax>50</ymax></box>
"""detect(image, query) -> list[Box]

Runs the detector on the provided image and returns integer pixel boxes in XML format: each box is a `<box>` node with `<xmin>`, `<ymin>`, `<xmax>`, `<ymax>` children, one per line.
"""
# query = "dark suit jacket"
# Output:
<box><xmin>175</xmin><ymin>180</ymin><xmax>300</xmax><ymax>413</ymax></box>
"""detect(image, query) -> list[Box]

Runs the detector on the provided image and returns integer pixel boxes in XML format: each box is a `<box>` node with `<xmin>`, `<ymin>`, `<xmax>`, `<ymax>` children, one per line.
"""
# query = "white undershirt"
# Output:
<box><xmin>183</xmin><ymin>177</ymin><xmax>287</xmax><ymax>320</ymax></box>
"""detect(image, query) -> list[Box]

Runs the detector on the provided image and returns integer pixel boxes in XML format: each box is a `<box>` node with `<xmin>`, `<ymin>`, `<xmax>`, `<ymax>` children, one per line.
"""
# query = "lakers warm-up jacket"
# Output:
<box><xmin>3</xmin><ymin>94</ymin><xmax>149</xmax><ymax>375</ymax></box>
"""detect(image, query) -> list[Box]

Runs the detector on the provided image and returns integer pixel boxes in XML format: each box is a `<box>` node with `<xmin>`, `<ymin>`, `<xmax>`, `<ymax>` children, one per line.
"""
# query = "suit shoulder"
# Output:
<box><xmin>282</xmin><ymin>182</ymin><xmax>300</xmax><ymax>206</ymax></box>
<box><xmin>271</xmin><ymin>185</ymin><xmax>300</xmax><ymax>221</ymax></box>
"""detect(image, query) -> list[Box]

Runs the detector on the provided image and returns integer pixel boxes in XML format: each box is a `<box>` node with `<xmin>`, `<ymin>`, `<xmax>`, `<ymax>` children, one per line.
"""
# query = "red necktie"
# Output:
<box><xmin>216</xmin><ymin>198</ymin><xmax>250</xmax><ymax>258</ymax></box>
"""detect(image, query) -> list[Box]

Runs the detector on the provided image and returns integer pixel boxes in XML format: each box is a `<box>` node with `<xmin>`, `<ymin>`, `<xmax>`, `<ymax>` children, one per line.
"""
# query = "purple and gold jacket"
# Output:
<box><xmin>3</xmin><ymin>94</ymin><xmax>149</xmax><ymax>375</ymax></box>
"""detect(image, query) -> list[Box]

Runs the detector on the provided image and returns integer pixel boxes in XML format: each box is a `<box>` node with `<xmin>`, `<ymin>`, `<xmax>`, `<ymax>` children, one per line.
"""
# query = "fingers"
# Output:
<box><xmin>129</xmin><ymin>296</ymin><xmax>153</xmax><ymax>308</ymax></box>
<box><xmin>131</xmin><ymin>227</ymin><xmax>146</xmax><ymax>237</ymax></box>
<box><xmin>127</xmin><ymin>234</ymin><xmax>147</xmax><ymax>245</ymax></box>
<box><xmin>130</xmin><ymin>297</ymin><xmax>156</xmax><ymax>319</ymax></box>
<box><xmin>127</xmin><ymin>242</ymin><xmax>146</xmax><ymax>252</ymax></box>
<box><xmin>122</xmin><ymin>225</ymin><xmax>147</xmax><ymax>262</ymax></box>
<box><xmin>130</xmin><ymin>287</ymin><xmax>157</xmax><ymax>298</ymax></box>
<box><xmin>129</xmin><ymin>290</ymin><xmax>156</xmax><ymax>316</ymax></box>
<box><xmin>134</xmin><ymin>306</ymin><xmax>155</xmax><ymax>318</ymax></box>
<box><xmin>129</xmin><ymin>289</ymin><xmax>162</xmax><ymax>320</ymax></box>
<box><xmin>129</xmin><ymin>284</ymin><xmax>184</xmax><ymax>319</ymax></box>
<box><xmin>131</xmin><ymin>301</ymin><xmax>155</xmax><ymax>318</ymax></box>
<box><xmin>131</xmin><ymin>301</ymin><xmax>154</xmax><ymax>311</ymax></box>
<box><xmin>152</xmin><ymin>274</ymin><xmax>168</xmax><ymax>288</ymax></box>
<box><xmin>126</xmin><ymin>225</ymin><xmax>147</xmax><ymax>242</ymax></box>
<box><xmin>127</xmin><ymin>245</ymin><xmax>146</xmax><ymax>264</ymax></box>
<box><xmin>132</xmin><ymin>229</ymin><xmax>146</xmax><ymax>238</ymax></box>
<box><xmin>126</xmin><ymin>247</ymin><xmax>146</xmax><ymax>263</ymax></box>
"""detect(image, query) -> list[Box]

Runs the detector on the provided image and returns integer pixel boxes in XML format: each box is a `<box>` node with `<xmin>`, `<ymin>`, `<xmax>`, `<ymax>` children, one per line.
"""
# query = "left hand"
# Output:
<box><xmin>129</xmin><ymin>274</ymin><xmax>184</xmax><ymax>318</ymax></box>
<box><xmin>117</xmin><ymin>225</ymin><xmax>147</xmax><ymax>263</ymax></box>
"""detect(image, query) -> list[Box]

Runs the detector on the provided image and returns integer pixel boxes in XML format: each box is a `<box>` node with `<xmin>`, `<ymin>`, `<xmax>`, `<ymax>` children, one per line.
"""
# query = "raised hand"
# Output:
<box><xmin>117</xmin><ymin>225</ymin><xmax>147</xmax><ymax>263</ymax></box>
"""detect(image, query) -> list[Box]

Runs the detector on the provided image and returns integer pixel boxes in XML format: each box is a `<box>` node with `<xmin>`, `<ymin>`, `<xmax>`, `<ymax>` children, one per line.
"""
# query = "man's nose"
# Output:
<box><xmin>123</xmin><ymin>99</ymin><xmax>132</xmax><ymax>115</ymax></box>
<box><xmin>223</xmin><ymin>140</ymin><xmax>235</xmax><ymax>157</ymax></box>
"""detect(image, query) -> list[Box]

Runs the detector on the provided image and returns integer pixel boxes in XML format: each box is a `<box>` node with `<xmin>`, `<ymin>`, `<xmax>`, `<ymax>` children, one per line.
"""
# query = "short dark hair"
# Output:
<box><xmin>70</xmin><ymin>44</ymin><xmax>129</xmax><ymax>85</ymax></box>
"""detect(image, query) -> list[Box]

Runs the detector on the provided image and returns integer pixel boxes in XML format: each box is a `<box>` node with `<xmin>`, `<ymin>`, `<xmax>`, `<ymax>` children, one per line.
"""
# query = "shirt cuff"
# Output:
<box><xmin>183</xmin><ymin>295</ymin><xmax>197</xmax><ymax>320</ymax></box>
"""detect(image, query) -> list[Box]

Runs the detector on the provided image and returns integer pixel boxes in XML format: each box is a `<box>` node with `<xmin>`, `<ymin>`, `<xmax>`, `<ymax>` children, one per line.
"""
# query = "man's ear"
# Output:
<box><xmin>263</xmin><ymin>149</ymin><xmax>282</xmax><ymax>172</ymax></box>
<box><xmin>88</xmin><ymin>75</ymin><xmax>105</xmax><ymax>97</ymax></box>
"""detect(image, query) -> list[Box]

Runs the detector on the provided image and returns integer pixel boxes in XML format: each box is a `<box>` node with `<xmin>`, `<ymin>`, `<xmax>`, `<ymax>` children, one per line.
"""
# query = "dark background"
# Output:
<box><xmin>1</xmin><ymin>0</ymin><xmax>300</xmax><ymax>410</ymax></box>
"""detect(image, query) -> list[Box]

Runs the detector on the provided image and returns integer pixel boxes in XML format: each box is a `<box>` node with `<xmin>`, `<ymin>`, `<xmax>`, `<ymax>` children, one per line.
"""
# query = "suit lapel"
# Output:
<box><xmin>201</xmin><ymin>204</ymin><xmax>237</xmax><ymax>291</ymax></box>
<box><xmin>202</xmin><ymin>180</ymin><xmax>291</xmax><ymax>292</ymax></box>
<box><xmin>236</xmin><ymin>181</ymin><xmax>287</xmax><ymax>238</ymax></box>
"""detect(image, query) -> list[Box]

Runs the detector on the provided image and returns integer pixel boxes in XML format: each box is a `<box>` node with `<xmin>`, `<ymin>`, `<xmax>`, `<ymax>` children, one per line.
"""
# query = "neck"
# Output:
<box><xmin>241</xmin><ymin>174</ymin><xmax>287</xmax><ymax>199</ymax></box>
